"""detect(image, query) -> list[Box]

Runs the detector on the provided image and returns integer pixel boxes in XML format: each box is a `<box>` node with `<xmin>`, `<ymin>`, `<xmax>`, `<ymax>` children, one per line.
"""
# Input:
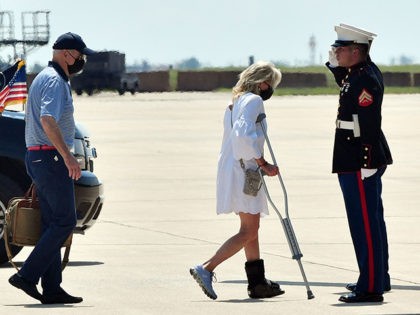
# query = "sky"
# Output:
<box><xmin>0</xmin><ymin>0</ymin><xmax>418</xmax><ymax>68</ymax></box>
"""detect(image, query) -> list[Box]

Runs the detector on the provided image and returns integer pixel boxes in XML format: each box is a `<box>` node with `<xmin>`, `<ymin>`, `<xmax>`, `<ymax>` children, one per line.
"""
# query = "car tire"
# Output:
<box><xmin>0</xmin><ymin>174</ymin><xmax>24</xmax><ymax>265</ymax></box>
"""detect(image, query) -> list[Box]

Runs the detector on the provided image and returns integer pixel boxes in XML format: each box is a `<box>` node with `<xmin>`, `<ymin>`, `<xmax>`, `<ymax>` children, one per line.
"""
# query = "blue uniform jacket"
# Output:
<box><xmin>326</xmin><ymin>60</ymin><xmax>393</xmax><ymax>173</ymax></box>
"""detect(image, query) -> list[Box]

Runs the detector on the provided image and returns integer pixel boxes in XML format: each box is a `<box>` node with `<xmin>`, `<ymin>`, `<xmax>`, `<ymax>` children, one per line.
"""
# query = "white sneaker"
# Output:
<box><xmin>189</xmin><ymin>265</ymin><xmax>217</xmax><ymax>300</ymax></box>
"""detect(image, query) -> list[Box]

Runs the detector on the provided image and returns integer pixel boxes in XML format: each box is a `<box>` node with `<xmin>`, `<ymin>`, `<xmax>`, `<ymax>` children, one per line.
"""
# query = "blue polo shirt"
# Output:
<box><xmin>25</xmin><ymin>61</ymin><xmax>75</xmax><ymax>148</ymax></box>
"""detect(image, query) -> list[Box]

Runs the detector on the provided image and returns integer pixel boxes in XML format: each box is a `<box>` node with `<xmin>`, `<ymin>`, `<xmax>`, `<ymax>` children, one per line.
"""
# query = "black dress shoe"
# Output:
<box><xmin>41</xmin><ymin>290</ymin><xmax>83</xmax><ymax>304</ymax></box>
<box><xmin>9</xmin><ymin>273</ymin><xmax>42</xmax><ymax>301</ymax></box>
<box><xmin>346</xmin><ymin>283</ymin><xmax>391</xmax><ymax>292</ymax></box>
<box><xmin>339</xmin><ymin>292</ymin><xmax>383</xmax><ymax>303</ymax></box>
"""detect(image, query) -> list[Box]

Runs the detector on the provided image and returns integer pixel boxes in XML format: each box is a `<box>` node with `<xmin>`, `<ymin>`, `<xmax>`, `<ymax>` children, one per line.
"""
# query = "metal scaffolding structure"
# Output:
<box><xmin>0</xmin><ymin>10</ymin><xmax>50</xmax><ymax>60</ymax></box>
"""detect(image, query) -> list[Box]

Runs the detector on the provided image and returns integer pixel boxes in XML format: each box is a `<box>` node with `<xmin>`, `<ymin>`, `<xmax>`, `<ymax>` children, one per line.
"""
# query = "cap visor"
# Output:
<box><xmin>332</xmin><ymin>40</ymin><xmax>354</xmax><ymax>47</ymax></box>
<box><xmin>81</xmin><ymin>47</ymin><xmax>97</xmax><ymax>55</ymax></box>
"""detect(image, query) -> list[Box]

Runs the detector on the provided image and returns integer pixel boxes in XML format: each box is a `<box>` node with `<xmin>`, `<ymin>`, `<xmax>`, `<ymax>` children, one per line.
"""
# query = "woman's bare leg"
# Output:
<box><xmin>203</xmin><ymin>212</ymin><xmax>260</xmax><ymax>272</ymax></box>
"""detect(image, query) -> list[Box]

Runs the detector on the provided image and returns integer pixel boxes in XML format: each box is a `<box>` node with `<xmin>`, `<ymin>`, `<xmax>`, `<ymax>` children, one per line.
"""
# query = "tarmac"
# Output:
<box><xmin>1</xmin><ymin>91</ymin><xmax>420</xmax><ymax>314</ymax></box>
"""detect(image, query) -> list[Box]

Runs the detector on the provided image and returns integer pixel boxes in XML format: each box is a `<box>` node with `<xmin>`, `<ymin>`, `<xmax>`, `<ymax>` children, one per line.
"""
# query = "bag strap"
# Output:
<box><xmin>24</xmin><ymin>183</ymin><xmax>38</xmax><ymax>209</ymax></box>
<box><xmin>61</xmin><ymin>243</ymin><xmax>72</xmax><ymax>270</ymax></box>
<box><xmin>24</xmin><ymin>183</ymin><xmax>35</xmax><ymax>199</ymax></box>
<box><xmin>4</xmin><ymin>185</ymin><xmax>72</xmax><ymax>272</ymax></box>
<box><xmin>3</xmin><ymin>218</ymin><xmax>19</xmax><ymax>271</ymax></box>
<box><xmin>3</xmin><ymin>228</ymin><xmax>73</xmax><ymax>272</ymax></box>
<box><xmin>240</xmin><ymin>158</ymin><xmax>245</xmax><ymax>170</ymax></box>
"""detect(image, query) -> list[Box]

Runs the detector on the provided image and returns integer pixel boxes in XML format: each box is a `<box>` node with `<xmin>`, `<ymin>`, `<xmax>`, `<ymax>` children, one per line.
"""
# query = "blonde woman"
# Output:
<box><xmin>190</xmin><ymin>61</ymin><xmax>284</xmax><ymax>300</ymax></box>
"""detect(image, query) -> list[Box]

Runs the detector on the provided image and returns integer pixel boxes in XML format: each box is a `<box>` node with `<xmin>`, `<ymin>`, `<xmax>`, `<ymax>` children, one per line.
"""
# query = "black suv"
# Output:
<box><xmin>0</xmin><ymin>109</ymin><xmax>104</xmax><ymax>264</ymax></box>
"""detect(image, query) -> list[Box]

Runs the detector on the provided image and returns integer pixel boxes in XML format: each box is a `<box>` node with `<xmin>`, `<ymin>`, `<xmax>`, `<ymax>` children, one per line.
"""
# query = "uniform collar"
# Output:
<box><xmin>48</xmin><ymin>61</ymin><xmax>69</xmax><ymax>81</ymax></box>
<box><xmin>348</xmin><ymin>61</ymin><xmax>368</xmax><ymax>72</ymax></box>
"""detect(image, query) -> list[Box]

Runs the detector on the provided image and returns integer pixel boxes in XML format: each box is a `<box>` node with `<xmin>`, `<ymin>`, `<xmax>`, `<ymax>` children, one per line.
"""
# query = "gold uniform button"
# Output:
<box><xmin>363</xmin><ymin>164</ymin><xmax>367</xmax><ymax>167</ymax></box>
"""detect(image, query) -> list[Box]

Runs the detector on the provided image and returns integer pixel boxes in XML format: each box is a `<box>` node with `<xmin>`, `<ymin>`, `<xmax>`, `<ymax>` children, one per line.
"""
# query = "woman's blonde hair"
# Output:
<box><xmin>232</xmin><ymin>61</ymin><xmax>282</xmax><ymax>99</ymax></box>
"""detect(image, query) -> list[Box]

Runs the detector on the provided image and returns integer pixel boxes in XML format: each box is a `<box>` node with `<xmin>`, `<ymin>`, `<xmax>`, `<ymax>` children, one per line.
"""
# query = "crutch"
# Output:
<box><xmin>256</xmin><ymin>113</ymin><xmax>315</xmax><ymax>300</ymax></box>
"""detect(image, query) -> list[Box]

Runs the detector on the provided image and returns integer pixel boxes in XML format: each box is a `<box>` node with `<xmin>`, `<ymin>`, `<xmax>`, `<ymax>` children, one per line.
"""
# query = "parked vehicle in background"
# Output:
<box><xmin>70</xmin><ymin>51</ymin><xmax>139</xmax><ymax>96</ymax></box>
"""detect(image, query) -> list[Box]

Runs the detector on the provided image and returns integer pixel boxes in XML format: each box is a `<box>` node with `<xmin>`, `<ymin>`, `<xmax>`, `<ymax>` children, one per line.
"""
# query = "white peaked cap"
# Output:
<box><xmin>332</xmin><ymin>24</ymin><xmax>376</xmax><ymax>47</ymax></box>
<box><xmin>339</xmin><ymin>23</ymin><xmax>377</xmax><ymax>41</ymax></box>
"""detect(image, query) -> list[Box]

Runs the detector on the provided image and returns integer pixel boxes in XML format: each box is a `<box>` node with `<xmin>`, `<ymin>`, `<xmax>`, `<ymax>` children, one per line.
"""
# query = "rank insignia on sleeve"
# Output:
<box><xmin>358</xmin><ymin>89</ymin><xmax>373</xmax><ymax>106</ymax></box>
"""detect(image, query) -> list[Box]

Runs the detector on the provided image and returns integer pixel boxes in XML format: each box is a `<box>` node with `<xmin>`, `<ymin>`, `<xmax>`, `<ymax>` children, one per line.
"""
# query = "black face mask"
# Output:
<box><xmin>68</xmin><ymin>58</ymin><xmax>85</xmax><ymax>75</ymax></box>
<box><xmin>259</xmin><ymin>86</ymin><xmax>274</xmax><ymax>101</ymax></box>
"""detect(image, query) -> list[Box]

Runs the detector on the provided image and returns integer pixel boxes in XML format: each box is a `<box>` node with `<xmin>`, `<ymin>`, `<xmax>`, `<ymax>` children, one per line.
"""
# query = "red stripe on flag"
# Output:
<box><xmin>0</xmin><ymin>84</ymin><xmax>27</xmax><ymax>106</ymax></box>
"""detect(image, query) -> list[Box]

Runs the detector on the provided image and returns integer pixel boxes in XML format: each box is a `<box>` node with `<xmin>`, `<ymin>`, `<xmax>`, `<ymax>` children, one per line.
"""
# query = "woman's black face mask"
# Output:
<box><xmin>259</xmin><ymin>86</ymin><xmax>274</xmax><ymax>100</ymax></box>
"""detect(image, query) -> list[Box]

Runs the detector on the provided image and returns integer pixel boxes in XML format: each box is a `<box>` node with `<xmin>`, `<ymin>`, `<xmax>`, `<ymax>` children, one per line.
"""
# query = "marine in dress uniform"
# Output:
<box><xmin>326</xmin><ymin>24</ymin><xmax>393</xmax><ymax>303</ymax></box>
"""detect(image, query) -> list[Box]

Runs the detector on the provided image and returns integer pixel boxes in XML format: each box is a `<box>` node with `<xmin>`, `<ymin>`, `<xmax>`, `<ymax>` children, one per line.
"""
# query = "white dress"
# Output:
<box><xmin>216</xmin><ymin>92</ymin><xmax>269</xmax><ymax>216</ymax></box>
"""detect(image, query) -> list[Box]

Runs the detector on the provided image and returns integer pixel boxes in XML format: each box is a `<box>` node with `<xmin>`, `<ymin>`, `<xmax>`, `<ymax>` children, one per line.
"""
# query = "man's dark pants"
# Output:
<box><xmin>20</xmin><ymin>150</ymin><xmax>76</xmax><ymax>295</ymax></box>
<box><xmin>338</xmin><ymin>167</ymin><xmax>390</xmax><ymax>294</ymax></box>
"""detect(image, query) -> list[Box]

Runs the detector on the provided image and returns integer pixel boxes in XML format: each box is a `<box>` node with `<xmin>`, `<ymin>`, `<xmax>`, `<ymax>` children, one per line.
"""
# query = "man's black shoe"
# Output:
<box><xmin>339</xmin><ymin>292</ymin><xmax>383</xmax><ymax>303</ymax></box>
<box><xmin>346</xmin><ymin>283</ymin><xmax>391</xmax><ymax>293</ymax></box>
<box><xmin>41</xmin><ymin>291</ymin><xmax>83</xmax><ymax>304</ymax></box>
<box><xmin>8</xmin><ymin>273</ymin><xmax>42</xmax><ymax>301</ymax></box>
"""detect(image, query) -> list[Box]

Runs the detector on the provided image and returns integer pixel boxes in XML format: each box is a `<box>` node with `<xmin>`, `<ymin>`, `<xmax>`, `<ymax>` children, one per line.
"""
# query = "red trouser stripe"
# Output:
<box><xmin>356</xmin><ymin>171</ymin><xmax>375</xmax><ymax>292</ymax></box>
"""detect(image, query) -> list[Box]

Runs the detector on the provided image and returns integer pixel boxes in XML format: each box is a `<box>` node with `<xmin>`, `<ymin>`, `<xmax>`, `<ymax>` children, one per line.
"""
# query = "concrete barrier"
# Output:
<box><xmin>281</xmin><ymin>72</ymin><xmax>327</xmax><ymax>88</ymax></box>
<box><xmin>217</xmin><ymin>71</ymin><xmax>241</xmax><ymax>89</ymax></box>
<box><xmin>177</xmin><ymin>71</ymin><xmax>328</xmax><ymax>91</ymax></box>
<box><xmin>177</xmin><ymin>71</ymin><xmax>241</xmax><ymax>91</ymax></box>
<box><xmin>412</xmin><ymin>73</ymin><xmax>420</xmax><ymax>87</ymax></box>
<box><xmin>28</xmin><ymin>72</ymin><xmax>171</xmax><ymax>93</ymax></box>
<box><xmin>27</xmin><ymin>71</ymin><xmax>417</xmax><ymax>92</ymax></box>
<box><xmin>383</xmin><ymin>72</ymin><xmax>411</xmax><ymax>87</ymax></box>
<box><xmin>177</xmin><ymin>71</ymin><xmax>219</xmax><ymax>91</ymax></box>
<box><xmin>136</xmin><ymin>71</ymin><xmax>170</xmax><ymax>92</ymax></box>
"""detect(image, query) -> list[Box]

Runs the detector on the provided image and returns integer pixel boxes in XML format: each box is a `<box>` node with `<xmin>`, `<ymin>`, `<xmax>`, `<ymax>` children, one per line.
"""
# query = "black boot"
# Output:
<box><xmin>245</xmin><ymin>259</ymin><xmax>285</xmax><ymax>299</ymax></box>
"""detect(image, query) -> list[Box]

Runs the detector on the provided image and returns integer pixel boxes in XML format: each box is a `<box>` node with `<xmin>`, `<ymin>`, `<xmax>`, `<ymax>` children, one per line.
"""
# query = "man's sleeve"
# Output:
<box><xmin>40</xmin><ymin>78</ymin><xmax>65</xmax><ymax>121</ymax></box>
<box><xmin>326</xmin><ymin>62</ymin><xmax>348</xmax><ymax>87</ymax></box>
<box><xmin>355</xmin><ymin>78</ymin><xmax>382</xmax><ymax>169</ymax></box>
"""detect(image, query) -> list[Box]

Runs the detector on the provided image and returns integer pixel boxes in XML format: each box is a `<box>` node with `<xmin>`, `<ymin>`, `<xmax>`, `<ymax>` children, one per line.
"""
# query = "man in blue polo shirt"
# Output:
<box><xmin>8</xmin><ymin>32</ymin><xmax>96</xmax><ymax>304</ymax></box>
